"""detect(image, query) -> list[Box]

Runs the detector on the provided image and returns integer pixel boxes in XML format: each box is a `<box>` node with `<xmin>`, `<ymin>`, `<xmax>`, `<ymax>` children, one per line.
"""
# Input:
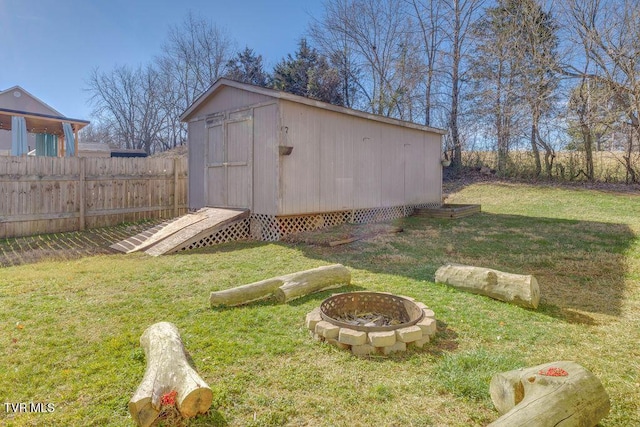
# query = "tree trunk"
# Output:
<box><xmin>273</xmin><ymin>264</ymin><xmax>351</xmax><ymax>303</ymax></box>
<box><xmin>209</xmin><ymin>264</ymin><xmax>351</xmax><ymax>307</ymax></box>
<box><xmin>531</xmin><ymin>122</ymin><xmax>542</xmax><ymax>177</ymax></box>
<box><xmin>489</xmin><ymin>361</ymin><xmax>610</xmax><ymax>427</ymax></box>
<box><xmin>129</xmin><ymin>322</ymin><xmax>212</xmax><ymax>427</ymax></box>
<box><xmin>435</xmin><ymin>264</ymin><xmax>540</xmax><ymax>309</ymax></box>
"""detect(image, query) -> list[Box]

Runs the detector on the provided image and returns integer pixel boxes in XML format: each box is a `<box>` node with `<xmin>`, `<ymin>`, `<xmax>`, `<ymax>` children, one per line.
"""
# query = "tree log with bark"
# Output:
<box><xmin>489</xmin><ymin>361</ymin><xmax>610</xmax><ymax>426</ymax></box>
<box><xmin>435</xmin><ymin>264</ymin><xmax>540</xmax><ymax>309</ymax></box>
<box><xmin>129</xmin><ymin>322</ymin><xmax>212</xmax><ymax>427</ymax></box>
<box><xmin>209</xmin><ymin>264</ymin><xmax>351</xmax><ymax>307</ymax></box>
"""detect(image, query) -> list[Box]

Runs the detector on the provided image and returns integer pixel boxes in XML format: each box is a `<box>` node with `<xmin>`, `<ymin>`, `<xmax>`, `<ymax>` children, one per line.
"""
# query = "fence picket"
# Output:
<box><xmin>0</xmin><ymin>156</ymin><xmax>188</xmax><ymax>238</ymax></box>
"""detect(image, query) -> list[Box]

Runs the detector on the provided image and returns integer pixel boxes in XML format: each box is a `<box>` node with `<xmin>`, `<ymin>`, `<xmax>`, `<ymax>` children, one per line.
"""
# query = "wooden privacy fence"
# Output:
<box><xmin>0</xmin><ymin>156</ymin><xmax>188</xmax><ymax>239</ymax></box>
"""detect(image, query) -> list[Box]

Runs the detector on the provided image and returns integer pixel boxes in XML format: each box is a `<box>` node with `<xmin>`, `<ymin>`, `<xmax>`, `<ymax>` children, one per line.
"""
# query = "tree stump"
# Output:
<box><xmin>129</xmin><ymin>322</ymin><xmax>213</xmax><ymax>427</ymax></box>
<box><xmin>209</xmin><ymin>264</ymin><xmax>351</xmax><ymax>307</ymax></box>
<box><xmin>489</xmin><ymin>361</ymin><xmax>610</xmax><ymax>426</ymax></box>
<box><xmin>435</xmin><ymin>263</ymin><xmax>540</xmax><ymax>309</ymax></box>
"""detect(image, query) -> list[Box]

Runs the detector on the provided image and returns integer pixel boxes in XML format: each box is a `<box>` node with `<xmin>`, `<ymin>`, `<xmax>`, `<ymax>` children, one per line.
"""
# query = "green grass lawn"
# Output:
<box><xmin>1</xmin><ymin>182</ymin><xmax>639</xmax><ymax>426</ymax></box>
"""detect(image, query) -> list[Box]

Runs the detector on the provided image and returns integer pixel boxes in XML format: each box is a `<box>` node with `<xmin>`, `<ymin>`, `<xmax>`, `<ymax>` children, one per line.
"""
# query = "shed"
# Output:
<box><xmin>181</xmin><ymin>78</ymin><xmax>446</xmax><ymax>240</ymax></box>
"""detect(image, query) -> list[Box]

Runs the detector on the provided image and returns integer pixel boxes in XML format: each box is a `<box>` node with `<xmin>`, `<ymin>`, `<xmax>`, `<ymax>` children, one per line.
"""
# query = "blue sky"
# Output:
<box><xmin>0</xmin><ymin>0</ymin><xmax>323</xmax><ymax>120</ymax></box>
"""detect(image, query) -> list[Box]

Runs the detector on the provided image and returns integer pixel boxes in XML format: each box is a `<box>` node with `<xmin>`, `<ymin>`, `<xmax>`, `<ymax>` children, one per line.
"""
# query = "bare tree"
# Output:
<box><xmin>441</xmin><ymin>0</ymin><xmax>485</xmax><ymax>168</ymax></box>
<box><xmin>517</xmin><ymin>0</ymin><xmax>560</xmax><ymax>177</ymax></box>
<box><xmin>154</xmin><ymin>12</ymin><xmax>235</xmax><ymax>151</ymax></box>
<box><xmin>87</xmin><ymin>65</ymin><xmax>167</xmax><ymax>154</ymax></box>
<box><xmin>158</xmin><ymin>12</ymin><xmax>234</xmax><ymax>108</ymax></box>
<box><xmin>407</xmin><ymin>0</ymin><xmax>444</xmax><ymax>127</ymax></box>
<box><xmin>310</xmin><ymin>0</ymin><xmax>423</xmax><ymax>119</ymax></box>
<box><xmin>309</xmin><ymin>1</ymin><xmax>361</xmax><ymax>108</ymax></box>
<box><xmin>561</xmin><ymin>0</ymin><xmax>640</xmax><ymax>182</ymax></box>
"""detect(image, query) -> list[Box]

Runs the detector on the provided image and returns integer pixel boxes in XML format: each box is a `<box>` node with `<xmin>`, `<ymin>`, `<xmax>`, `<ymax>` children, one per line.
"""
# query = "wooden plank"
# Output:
<box><xmin>113</xmin><ymin>211</ymin><xmax>209</xmax><ymax>254</ymax></box>
<box><xmin>145</xmin><ymin>208</ymin><xmax>249</xmax><ymax>256</ymax></box>
<box><xmin>414</xmin><ymin>204</ymin><xmax>481</xmax><ymax>219</ymax></box>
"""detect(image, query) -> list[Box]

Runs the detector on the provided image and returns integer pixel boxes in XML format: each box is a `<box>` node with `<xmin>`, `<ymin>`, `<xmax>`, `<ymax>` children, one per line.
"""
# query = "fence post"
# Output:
<box><xmin>174</xmin><ymin>157</ymin><xmax>179</xmax><ymax>217</ymax></box>
<box><xmin>79</xmin><ymin>157</ymin><xmax>86</xmax><ymax>231</ymax></box>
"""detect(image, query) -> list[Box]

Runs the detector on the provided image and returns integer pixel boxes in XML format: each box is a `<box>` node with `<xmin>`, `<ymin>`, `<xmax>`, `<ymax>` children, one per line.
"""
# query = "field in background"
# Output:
<box><xmin>462</xmin><ymin>150</ymin><xmax>639</xmax><ymax>183</ymax></box>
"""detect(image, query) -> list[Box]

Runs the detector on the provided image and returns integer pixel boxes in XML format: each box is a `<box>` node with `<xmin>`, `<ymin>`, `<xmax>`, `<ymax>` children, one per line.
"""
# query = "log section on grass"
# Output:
<box><xmin>489</xmin><ymin>360</ymin><xmax>610</xmax><ymax>427</ymax></box>
<box><xmin>435</xmin><ymin>264</ymin><xmax>540</xmax><ymax>309</ymax></box>
<box><xmin>273</xmin><ymin>264</ymin><xmax>351</xmax><ymax>303</ymax></box>
<box><xmin>129</xmin><ymin>322</ymin><xmax>212</xmax><ymax>427</ymax></box>
<box><xmin>210</xmin><ymin>264</ymin><xmax>351</xmax><ymax>307</ymax></box>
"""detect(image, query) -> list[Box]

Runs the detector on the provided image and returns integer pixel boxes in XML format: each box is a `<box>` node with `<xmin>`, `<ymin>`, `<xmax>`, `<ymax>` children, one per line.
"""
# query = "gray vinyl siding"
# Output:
<box><xmin>251</xmin><ymin>103</ymin><xmax>279</xmax><ymax>215</ymax></box>
<box><xmin>277</xmin><ymin>100</ymin><xmax>441</xmax><ymax>215</ymax></box>
<box><xmin>187</xmin><ymin>119</ymin><xmax>206</xmax><ymax>210</ymax></box>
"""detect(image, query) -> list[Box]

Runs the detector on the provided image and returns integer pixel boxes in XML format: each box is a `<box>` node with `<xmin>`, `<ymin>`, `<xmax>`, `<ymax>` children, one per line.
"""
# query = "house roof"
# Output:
<box><xmin>180</xmin><ymin>78</ymin><xmax>447</xmax><ymax>135</ymax></box>
<box><xmin>0</xmin><ymin>85</ymin><xmax>65</xmax><ymax>116</ymax></box>
<box><xmin>0</xmin><ymin>86</ymin><xmax>89</xmax><ymax>136</ymax></box>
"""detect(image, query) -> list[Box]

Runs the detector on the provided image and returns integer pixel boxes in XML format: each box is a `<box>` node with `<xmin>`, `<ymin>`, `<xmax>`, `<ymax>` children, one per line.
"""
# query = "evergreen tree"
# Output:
<box><xmin>272</xmin><ymin>39</ymin><xmax>344</xmax><ymax>105</ymax></box>
<box><xmin>225</xmin><ymin>47</ymin><xmax>271</xmax><ymax>87</ymax></box>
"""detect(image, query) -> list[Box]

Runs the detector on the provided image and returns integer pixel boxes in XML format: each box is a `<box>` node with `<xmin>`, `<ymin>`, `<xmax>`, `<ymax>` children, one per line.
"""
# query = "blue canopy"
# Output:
<box><xmin>10</xmin><ymin>116</ymin><xmax>27</xmax><ymax>156</ymax></box>
<box><xmin>62</xmin><ymin>122</ymin><xmax>75</xmax><ymax>156</ymax></box>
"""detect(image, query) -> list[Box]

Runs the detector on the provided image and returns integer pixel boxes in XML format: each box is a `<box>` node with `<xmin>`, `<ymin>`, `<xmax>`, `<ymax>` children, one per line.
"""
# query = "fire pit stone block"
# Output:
<box><xmin>417</xmin><ymin>317</ymin><xmax>437</xmax><ymax>336</ymax></box>
<box><xmin>422</xmin><ymin>309</ymin><xmax>436</xmax><ymax>319</ymax></box>
<box><xmin>415</xmin><ymin>301</ymin><xmax>428</xmax><ymax>310</ymax></box>
<box><xmin>327</xmin><ymin>338</ymin><xmax>351</xmax><ymax>350</ymax></box>
<box><xmin>352</xmin><ymin>344</ymin><xmax>376</xmax><ymax>356</ymax></box>
<box><xmin>368</xmin><ymin>331</ymin><xmax>397</xmax><ymax>347</ymax></box>
<box><xmin>396</xmin><ymin>326</ymin><xmax>423</xmax><ymax>343</ymax></box>
<box><xmin>305</xmin><ymin>308</ymin><xmax>322</xmax><ymax>330</ymax></box>
<box><xmin>380</xmin><ymin>341</ymin><xmax>407</xmax><ymax>355</ymax></box>
<box><xmin>315</xmin><ymin>321</ymin><xmax>340</xmax><ymax>339</ymax></box>
<box><xmin>338</xmin><ymin>328</ymin><xmax>367</xmax><ymax>346</ymax></box>
<box><xmin>411</xmin><ymin>335</ymin><xmax>431</xmax><ymax>348</ymax></box>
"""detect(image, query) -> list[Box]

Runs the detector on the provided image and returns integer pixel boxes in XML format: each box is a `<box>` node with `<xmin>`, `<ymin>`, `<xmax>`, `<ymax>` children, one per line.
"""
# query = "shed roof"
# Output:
<box><xmin>181</xmin><ymin>78</ymin><xmax>447</xmax><ymax>135</ymax></box>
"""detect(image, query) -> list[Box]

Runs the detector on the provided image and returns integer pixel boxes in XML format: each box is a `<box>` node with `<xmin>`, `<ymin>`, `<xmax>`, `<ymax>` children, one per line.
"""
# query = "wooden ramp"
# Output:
<box><xmin>110</xmin><ymin>208</ymin><xmax>249</xmax><ymax>256</ymax></box>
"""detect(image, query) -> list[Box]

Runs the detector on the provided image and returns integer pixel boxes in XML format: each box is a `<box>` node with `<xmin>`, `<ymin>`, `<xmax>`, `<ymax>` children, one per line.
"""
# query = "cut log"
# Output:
<box><xmin>435</xmin><ymin>264</ymin><xmax>540</xmax><ymax>309</ymax></box>
<box><xmin>274</xmin><ymin>264</ymin><xmax>351</xmax><ymax>303</ymax></box>
<box><xmin>209</xmin><ymin>264</ymin><xmax>351</xmax><ymax>307</ymax></box>
<box><xmin>129</xmin><ymin>322</ymin><xmax>212</xmax><ymax>427</ymax></box>
<box><xmin>209</xmin><ymin>277</ymin><xmax>283</xmax><ymax>307</ymax></box>
<box><xmin>489</xmin><ymin>361</ymin><xmax>610</xmax><ymax>427</ymax></box>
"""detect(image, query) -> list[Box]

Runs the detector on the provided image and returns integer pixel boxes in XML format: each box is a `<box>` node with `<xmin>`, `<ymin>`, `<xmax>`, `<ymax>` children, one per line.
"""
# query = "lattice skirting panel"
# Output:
<box><xmin>176</xmin><ymin>218</ymin><xmax>251</xmax><ymax>252</ymax></box>
<box><xmin>251</xmin><ymin>203</ymin><xmax>441</xmax><ymax>242</ymax></box>
<box><xmin>171</xmin><ymin>203</ymin><xmax>442</xmax><ymax>251</ymax></box>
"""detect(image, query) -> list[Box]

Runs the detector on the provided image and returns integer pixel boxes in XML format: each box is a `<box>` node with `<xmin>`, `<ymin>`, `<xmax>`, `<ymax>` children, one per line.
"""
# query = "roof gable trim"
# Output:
<box><xmin>180</xmin><ymin>78</ymin><xmax>446</xmax><ymax>134</ymax></box>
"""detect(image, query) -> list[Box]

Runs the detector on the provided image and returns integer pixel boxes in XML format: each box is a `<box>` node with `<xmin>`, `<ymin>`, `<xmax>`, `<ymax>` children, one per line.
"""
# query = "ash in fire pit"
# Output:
<box><xmin>307</xmin><ymin>292</ymin><xmax>437</xmax><ymax>356</ymax></box>
<box><xmin>338</xmin><ymin>312</ymin><xmax>402</xmax><ymax>328</ymax></box>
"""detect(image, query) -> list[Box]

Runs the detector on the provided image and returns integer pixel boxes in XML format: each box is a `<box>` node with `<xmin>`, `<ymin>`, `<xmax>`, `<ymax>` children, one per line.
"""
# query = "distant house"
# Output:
<box><xmin>181</xmin><ymin>78</ymin><xmax>446</xmax><ymax>240</ymax></box>
<box><xmin>0</xmin><ymin>86</ymin><xmax>89</xmax><ymax>157</ymax></box>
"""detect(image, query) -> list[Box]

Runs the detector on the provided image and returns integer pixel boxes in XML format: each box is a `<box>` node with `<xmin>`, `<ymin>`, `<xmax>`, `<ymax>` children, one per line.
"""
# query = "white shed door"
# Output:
<box><xmin>205</xmin><ymin>113</ymin><xmax>253</xmax><ymax>209</ymax></box>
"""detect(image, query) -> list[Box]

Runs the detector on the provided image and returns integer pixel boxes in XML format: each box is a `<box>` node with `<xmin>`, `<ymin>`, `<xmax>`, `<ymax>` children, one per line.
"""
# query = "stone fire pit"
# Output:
<box><xmin>305</xmin><ymin>292</ymin><xmax>437</xmax><ymax>356</ymax></box>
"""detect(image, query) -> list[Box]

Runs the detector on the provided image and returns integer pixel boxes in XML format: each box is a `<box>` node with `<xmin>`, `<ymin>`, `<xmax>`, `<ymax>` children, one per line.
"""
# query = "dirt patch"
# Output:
<box><xmin>281</xmin><ymin>222</ymin><xmax>403</xmax><ymax>246</ymax></box>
